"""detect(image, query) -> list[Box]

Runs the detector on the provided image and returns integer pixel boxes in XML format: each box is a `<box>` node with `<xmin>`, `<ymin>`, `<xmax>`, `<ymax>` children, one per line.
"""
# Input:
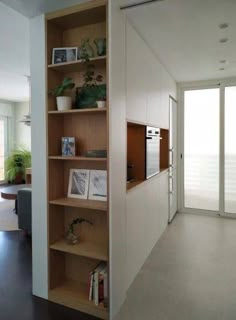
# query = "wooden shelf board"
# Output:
<box><xmin>49</xmin><ymin>197</ymin><xmax>107</xmax><ymax>211</ymax></box>
<box><xmin>126</xmin><ymin>180</ymin><xmax>143</xmax><ymax>191</ymax></box>
<box><xmin>49</xmin><ymin>156</ymin><xmax>107</xmax><ymax>161</ymax></box>
<box><xmin>49</xmin><ymin>279</ymin><xmax>108</xmax><ymax>319</ymax></box>
<box><xmin>50</xmin><ymin>239</ymin><xmax>108</xmax><ymax>261</ymax></box>
<box><xmin>48</xmin><ymin>108</ymin><xmax>107</xmax><ymax>114</ymax></box>
<box><xmin>48</xmin><ymin>56</ymin><xmax>106</xmax><ymax>73</ymax></box>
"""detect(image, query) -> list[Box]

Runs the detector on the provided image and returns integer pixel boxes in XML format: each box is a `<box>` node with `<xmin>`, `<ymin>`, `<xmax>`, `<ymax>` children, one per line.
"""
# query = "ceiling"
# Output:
<box><xmin>121</xmin><ymin>0</ymin><xmax>236</xmax><ymax>82</ymax></box>
<box><xmin>0</xmin><ymin>0</ymin><xmax>85</xmax><ymax>18</ymax></box>
<box><xmin>1</xmin><ymin>0</ymin><xmax>236</xmax><ymax>82</ymax></box>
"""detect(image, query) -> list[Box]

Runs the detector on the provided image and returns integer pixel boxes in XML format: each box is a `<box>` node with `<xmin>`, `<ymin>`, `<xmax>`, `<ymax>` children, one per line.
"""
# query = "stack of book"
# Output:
<box><xmin>88</xmin><ymin>262</ymin><xmax>108</xmax><ymax>307</ymax></box>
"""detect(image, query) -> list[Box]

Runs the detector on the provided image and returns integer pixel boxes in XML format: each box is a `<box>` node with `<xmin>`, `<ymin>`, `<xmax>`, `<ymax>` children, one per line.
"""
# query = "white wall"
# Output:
<box><xmin>30</xmin><ymin>15</ymin><xmax>48</xmax><ymax>299</ymax></box>
<box><xmin>125</xmin><ymin>22</ymin><xmax>177</xmax><ymax>289</ymax></box>
<box><xmin>0</xmin><ymin>2</ymin><xmax>29</xmax><ymax>76</ymax></box>
<box><xmin>109</xmin><ymin>0</ymin><xmax>127</xmax><ymax>318</ymax></box>
<box><xmin>14</xmin><ymin>102</ymin><xmax>31</xmax><ymax>150</ymax></box>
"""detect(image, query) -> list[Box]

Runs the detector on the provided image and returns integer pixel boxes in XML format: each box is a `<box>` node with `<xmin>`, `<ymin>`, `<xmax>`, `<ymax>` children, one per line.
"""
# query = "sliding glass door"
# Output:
<box><xmin>184</xmin><ymin>88</ymin><xmax>220</xmax><ymax>212</ymax></box>
<box><xmin>181</xmin><ymin>84</ymin><xmax>236</xmax><ymax>215</ymax></box>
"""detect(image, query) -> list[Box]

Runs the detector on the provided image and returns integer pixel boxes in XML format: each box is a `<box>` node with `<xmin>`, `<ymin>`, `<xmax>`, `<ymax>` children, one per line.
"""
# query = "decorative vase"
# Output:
<box><xmin>97</xmin><ymin>101</ymin><xmax>106</xmax><ymax>109</ymax></box>
<box><xmin>65</xmin><ymin>231</ymin><xmax>79</xmax><ymax>245</ymax></box>
<box><xmin>94</xmin><ymin>38</ymin><xmax>106</xmax><ymax>56</ymax></box>
<box><xmin>56</xmin><ymin>96</ymin><xmax>72</xmax><ymax>111</ymax></box>
<box><xmin>80</xmin><ymin>39</ymin><xmax>94</xmax><ymax>58</ymax></box>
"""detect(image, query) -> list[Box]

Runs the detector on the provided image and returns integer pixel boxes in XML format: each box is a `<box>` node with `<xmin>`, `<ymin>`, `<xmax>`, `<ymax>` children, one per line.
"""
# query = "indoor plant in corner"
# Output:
<box><xmin>49</xmin><ymin>77</ymin><xmax>75</xmax><ymax>111</ymax></box>
<box><xmin>5</xmin><ymin>148</ymin><xmax>31</xmax><ymax>184</ymax></box>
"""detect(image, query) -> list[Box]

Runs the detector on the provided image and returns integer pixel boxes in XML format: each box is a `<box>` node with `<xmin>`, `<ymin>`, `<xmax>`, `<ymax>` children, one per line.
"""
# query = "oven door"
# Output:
<box><xmin>146</xmin><ymin>135</ymin><xmax>160</xmax><ymax>179</ymax></box>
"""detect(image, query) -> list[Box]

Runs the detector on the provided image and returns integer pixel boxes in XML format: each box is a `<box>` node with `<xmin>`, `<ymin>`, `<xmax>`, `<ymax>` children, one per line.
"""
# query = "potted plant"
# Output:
<box><xmin>65</xmin><ymin>217</ymin><xmax>93</xmax><ymax>244</ymax></box>
<box><xmin>76</xmin><ymin>52</ymin><xmax>106</xmax><ymax>109</ymax></box>
<box><xmin>5</xmin><ymin>148</ymin><xmax>31</xmax><ymax>184</ymax></box>
<box><xmin>49</xmin><ymin>77</ymin><xmax>75</xmax><ymax>111</ymax></box>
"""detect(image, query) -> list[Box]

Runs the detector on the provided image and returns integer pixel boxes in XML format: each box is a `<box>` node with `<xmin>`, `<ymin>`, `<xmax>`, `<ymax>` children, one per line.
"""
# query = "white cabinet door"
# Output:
<box><xmin>169</xmin><ymin>168</ymin><xmax>177</xmax><ymax>222</ymax></box>
<box><xmin>146</xmin><ymin>51</ymin><xmax>162</xmax><ymax>126</ymax></box>
<box><xmin>126</xmin><ymin>23</ymin><xmax>147</xmax><ymax>123</ymax></box>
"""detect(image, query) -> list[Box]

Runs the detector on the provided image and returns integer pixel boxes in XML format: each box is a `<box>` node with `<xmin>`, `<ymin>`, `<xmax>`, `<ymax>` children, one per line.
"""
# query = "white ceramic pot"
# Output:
<box><xmin>96</xmin><ymin>101</ymin><xmax>106</xmax><ymax>109</ymax></box>
<box><xmin>56</xmin><ymin>96</ymin><xmax>72</xmax><ymax>111</ymax></box>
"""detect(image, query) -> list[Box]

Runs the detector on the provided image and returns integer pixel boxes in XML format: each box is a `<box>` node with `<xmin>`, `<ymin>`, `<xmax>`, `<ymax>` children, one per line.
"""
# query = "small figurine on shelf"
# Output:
<box><xmin>65</xmin><ymin>217</ymin><xmax>93</xmax><ymax>245</ymax></box>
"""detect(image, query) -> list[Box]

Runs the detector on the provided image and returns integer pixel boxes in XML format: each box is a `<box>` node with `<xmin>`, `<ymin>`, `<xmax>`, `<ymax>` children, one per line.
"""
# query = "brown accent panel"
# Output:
<box><xmin>160</xmin><ymin>129</ymin><xmax>169</xmax><ymax>170</ymax></box>
<box><xmin>127</xmin><ymin>122</ymin><xmax>146</xmax><ymax>182</ymax></box>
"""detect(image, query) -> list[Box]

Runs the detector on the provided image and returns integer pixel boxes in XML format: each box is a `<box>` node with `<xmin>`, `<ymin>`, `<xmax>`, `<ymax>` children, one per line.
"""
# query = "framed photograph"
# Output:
<box><xmin>62</xmin><ymin>137</ymin><xmax>75</xmax><ymax>157</ymax></box>
<box><xmin>68</xmin><ymin>169</ymin><xmax>90</xmax><ymax>199</ymax></box>
<box><xmin>88</xmin><ymin>170</ymin><xmax>107</xmax><ymax>201</ymax></box>
<box><xmin>52</xmin><ymin>47</ymin><xmax>78</xmax><ymax>64</ymax></box>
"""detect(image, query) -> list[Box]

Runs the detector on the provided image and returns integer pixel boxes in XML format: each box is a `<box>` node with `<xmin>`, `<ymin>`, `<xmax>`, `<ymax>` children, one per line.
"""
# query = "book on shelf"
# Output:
<box><xmin>88</xmin><ymin>262</ymin><xmax>108</xmax><ymax>307</ymax></box>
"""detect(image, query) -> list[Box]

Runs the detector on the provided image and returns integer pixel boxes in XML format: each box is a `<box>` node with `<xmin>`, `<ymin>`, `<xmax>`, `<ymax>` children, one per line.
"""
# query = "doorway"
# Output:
<box><xmin>180</xmin><ymin>84</ymin><xmax>236</xmax><ymax>216</ymax></box>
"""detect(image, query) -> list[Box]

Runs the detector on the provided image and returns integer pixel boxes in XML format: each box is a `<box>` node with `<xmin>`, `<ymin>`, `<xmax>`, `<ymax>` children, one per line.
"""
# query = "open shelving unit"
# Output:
<box><xmin>46</xmin><ymin>1</ymin><xmax>109</xmax><ymax>319</ymax></box>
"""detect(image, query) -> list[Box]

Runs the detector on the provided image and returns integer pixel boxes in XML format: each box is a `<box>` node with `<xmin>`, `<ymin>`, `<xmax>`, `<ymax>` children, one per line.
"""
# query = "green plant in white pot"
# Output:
<box><xmin>49</xmin><ymin>77</ymin><xmax>75</xmax><ymax>111</ymax></box>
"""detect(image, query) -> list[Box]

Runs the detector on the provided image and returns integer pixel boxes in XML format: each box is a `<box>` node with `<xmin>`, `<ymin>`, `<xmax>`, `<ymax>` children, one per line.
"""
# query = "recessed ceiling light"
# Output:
<box><xmin>219</xmin><ymin>59</ymin><xmax>226</xmax><ymax>63</ymax></box>
<box><xmin>219</xmin><ymin>38</ymin><xmax>228</xmax><ymax>43</ymax></box>
<box><xmin>219</xmin><ymin>67</ymin><xmax>225</xmax><ymax>71</ymax></box>
<box><xmin>219</xmin><ymin>23</ymin><xmax>229</xmax><ymax>29</ymax></box>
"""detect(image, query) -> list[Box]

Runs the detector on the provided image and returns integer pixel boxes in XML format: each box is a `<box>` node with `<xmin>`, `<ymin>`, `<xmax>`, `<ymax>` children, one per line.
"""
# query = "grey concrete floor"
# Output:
<box><xmin>115</xmin><ymin>213</ymin><xmax>236</xmax><ymax>320</ymax></box>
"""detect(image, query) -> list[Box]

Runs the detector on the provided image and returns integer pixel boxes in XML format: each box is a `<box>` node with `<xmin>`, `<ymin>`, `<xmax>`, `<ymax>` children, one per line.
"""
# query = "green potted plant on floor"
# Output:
<box><xmin>5</xmin><ymin>148</ymin><xmax>31</xmax><ymax>184</ymax></box>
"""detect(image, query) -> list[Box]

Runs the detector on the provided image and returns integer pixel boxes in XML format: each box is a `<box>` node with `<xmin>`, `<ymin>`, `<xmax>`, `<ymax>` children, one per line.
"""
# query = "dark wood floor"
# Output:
<box><xmin>0</xmin><ymin>231</ymin><xmax>99</xmax><ymax>320</ymax></box>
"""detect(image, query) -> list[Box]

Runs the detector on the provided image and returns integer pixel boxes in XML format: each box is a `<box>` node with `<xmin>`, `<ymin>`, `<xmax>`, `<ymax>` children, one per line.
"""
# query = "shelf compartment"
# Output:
<box><xmin>50</xmin><ymin>239</ymin><xmax>108</xmax><ymax>261</ymax></box>
<box><xmin>49</xmin><ymin>197</ymin><xmax>107</xmax><ymax>211</ymax></box>
<box><xmin>49</xmin><ymin>280</ymin><xmax>107</xmax><ymax>319</ymax></box>
<box><xmin>49</xmin><ymin>156</ymin><xmax>107</xmax><ymax>161</ymax></box>
<box><xmin>48</xmin><ymin>56</ymin><xmax>106</xmax><ymax>73</ymax></box>
<box><xmin>48</xmin><ymin>108</ymin><xmax>107</xmax><ymax>115</ymax></box>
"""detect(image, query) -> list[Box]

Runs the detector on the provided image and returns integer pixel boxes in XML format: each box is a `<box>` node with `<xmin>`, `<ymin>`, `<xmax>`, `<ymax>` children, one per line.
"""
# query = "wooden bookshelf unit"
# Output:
<box><xmin>46</xmin><ymin>1</ymin><xmax>108</xmax><ymax>319</ymax></box>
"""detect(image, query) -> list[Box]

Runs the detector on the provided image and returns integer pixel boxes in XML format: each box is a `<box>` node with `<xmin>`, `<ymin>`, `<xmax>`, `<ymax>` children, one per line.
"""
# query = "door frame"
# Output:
<box><xmin>168</xmin><ymin>95</ymin><xmax>178</xmax><ymax>223</ymax></box>
<box><xmin>178</xmin><ymin>78</ymin><xmax>236</xmax><ymax>218</ymax></box>
<box><xmin>0</xmin><ymin>116</ymin><xmax>8</xmax><ymax>184</ymax></box>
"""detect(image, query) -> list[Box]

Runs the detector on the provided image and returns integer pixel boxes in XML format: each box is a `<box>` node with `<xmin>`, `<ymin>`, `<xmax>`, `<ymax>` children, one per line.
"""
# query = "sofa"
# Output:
<box><xmin>17</xmin><ymin>188</ymin><xmax>32</xmax><ymax>235</ymax></box>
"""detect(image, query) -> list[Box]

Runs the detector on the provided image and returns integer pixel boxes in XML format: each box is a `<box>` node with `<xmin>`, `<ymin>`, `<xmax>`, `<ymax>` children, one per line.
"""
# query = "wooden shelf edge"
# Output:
<box><xmin>50</xmin><ymin>239</ymin><xmax>108</xmax><ymax>261</ymax></box>
<box><xmin>48</xmin><ymin>156</ymin><xmax>107</xmax><ymax>161</ymax></box>
<box><xmin>48</xmin><ymin>108</ymin><xmax>107</xmax><ymax>114</ymax></box>
<box><xmin>49</xmin><ymin>280</ymin><xmax>108</xmax><ymax>319</ymax></box>
<box><xmin>49</xmin><ymin>197</ymin><xmax>107</xmax><ymax>211</ymax></box>
<box><xmin>48</xmin><ymin>56</ymin><xmax>106</xmax><ymax>69</ymax></box>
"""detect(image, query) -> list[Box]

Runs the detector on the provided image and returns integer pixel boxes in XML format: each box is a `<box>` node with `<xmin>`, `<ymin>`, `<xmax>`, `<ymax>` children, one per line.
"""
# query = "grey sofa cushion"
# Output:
<box><xmin>17</xmin><ymin>188</ymin><xmax>32</xmax><ymax>234</ymax></box>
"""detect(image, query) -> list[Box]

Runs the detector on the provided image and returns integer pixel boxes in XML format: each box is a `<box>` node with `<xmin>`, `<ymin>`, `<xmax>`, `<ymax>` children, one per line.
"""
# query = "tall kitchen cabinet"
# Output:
<box><xmin>46</xmin><ymin>1</ymin><xmax>109</xmax><ymax>319</ymax></box>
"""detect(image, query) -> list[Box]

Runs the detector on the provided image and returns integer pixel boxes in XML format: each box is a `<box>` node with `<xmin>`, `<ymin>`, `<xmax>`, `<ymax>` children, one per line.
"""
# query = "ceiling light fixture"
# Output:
<box><xmin>219</xmin><ymin>38</ymin><xmax>228</xmax><ymax>43</ymax></box>
<box><xmin>120</xmin><ymin>0</ymin><xmax>164</xmax><ymax>10</ymax></box>
<box><xmin>219</xmin><ymin>23</ymin><xmax>229</xmax><ymax>29</ymax></box>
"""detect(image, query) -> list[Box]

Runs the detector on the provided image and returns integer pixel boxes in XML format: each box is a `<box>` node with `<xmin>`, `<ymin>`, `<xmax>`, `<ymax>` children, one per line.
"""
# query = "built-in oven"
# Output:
<box><xmin>146</xmin><ymin>126</ymin><xmax>160</xmax><ymax>179</ymax></box>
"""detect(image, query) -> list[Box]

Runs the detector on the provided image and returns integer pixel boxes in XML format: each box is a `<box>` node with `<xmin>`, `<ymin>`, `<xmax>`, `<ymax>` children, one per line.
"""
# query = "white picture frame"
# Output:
<box><xmin>88</xmin><ymin>170</ymin><xmax>107</xmax><ymax>201</ymax></box>
<box><xmin>68</xmin><ymin>169</ymin><xmax>90</xmax><ymax>199</ymax></box>
<box><xmin>52</xmin><ymin>47</ymin><xmax>78</xmax><ymax>64</ymax></box>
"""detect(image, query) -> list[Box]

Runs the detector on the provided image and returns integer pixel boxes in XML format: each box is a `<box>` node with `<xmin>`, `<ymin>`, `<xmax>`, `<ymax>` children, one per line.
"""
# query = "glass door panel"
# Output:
<box><xmin>184</xmin><ymin>88</ymin><xmax>220</xmax><ymax>211</ymax></box>
<box><xmin>225</xmin><ymin>86</ymin><xmax>236</xmax><ymax>213</ymax></box>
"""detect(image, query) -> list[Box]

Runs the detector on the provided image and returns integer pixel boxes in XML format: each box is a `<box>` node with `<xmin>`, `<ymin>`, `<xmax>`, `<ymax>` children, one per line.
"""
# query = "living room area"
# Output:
<box><xmin>0</xmin><ymin>78</ymin><xmax>31</xmax><ymax>233</ymax></box>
